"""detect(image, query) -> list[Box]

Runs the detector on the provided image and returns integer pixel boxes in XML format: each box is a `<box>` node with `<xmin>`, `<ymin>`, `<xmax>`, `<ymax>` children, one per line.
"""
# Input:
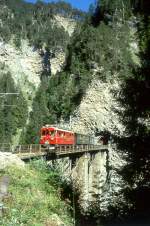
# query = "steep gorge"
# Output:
<box><xmin>0</xmin><ymin>0</ymin><xmax>149</xmax><ymax>224</ymax></box>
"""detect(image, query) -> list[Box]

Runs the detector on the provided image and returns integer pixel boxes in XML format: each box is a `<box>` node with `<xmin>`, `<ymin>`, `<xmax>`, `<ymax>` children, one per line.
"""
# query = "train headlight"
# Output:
<box><xmin>45</xmin><ymin>141</ymin><xmax>49</xmax><ymax>144</ymax></box>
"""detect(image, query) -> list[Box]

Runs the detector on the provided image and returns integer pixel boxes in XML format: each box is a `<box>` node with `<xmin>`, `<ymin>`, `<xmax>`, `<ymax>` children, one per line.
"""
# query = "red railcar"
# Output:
<box><xmin>40</xmin><ymin>125</ymin><xmax>75</xmax><ymax>146</ymax></box>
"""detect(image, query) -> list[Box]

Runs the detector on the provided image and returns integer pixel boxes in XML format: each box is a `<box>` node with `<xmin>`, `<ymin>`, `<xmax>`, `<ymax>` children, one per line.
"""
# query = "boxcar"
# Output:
<box><xmin>75</xmin><ymin>133</ymin><xmax>94</xmax><ymax>145</ymax></box>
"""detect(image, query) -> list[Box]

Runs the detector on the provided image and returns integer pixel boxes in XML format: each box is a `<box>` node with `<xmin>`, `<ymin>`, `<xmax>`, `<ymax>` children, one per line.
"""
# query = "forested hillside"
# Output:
<box><xmin>0</xmin><ymin>0</ymin><xmax>85</xmax><ymax>48</ymax></box>
<box><xmin>0</xmin><ymin>0</ymin><xmax>85</xmax><ymax>144</ymax></box>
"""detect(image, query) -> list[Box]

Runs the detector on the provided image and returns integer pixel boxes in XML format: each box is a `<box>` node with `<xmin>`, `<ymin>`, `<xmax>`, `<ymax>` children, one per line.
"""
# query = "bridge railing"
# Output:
<box><xmin>55</xmin><ymin>144</ymin><xmax>105</xmax><ymax>154</ymax></box>
<box><xmin>13</xmin><ymin>144</ymin><xmax>44</xmax><ymax>154</ymax></box>
<box><xmin>0</xmin><ymin>144</ymin><xmax>44</xmax><ymax>153</ymax></box>
<box><xmin>0</xmin><ymin>144</ymin><xmax>108</xmax><ymax>158</ymax></box>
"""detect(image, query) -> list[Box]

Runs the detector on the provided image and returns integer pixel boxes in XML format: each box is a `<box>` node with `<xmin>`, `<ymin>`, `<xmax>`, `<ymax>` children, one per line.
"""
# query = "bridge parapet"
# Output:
<box><xmin>0</xmin><ymin>144</ymin><xmax>108</xmax><ymax>159</ymax></box>
<box><xmin>55</xmin><ymin>144</ymin><xmax>107</xmax><ymax>156</ymax></box>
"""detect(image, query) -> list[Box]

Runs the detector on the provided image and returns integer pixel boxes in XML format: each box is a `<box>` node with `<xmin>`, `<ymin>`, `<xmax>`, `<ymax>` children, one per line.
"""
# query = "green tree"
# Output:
<box><xmin>0</xmin><ymin>69</ymin><xmax>28</xmax><ymax>144</ymax></box>
<box><xmin>24</xmin><ymin>83</ymin><xmax>51</xmax><ymax>144</ymax></box>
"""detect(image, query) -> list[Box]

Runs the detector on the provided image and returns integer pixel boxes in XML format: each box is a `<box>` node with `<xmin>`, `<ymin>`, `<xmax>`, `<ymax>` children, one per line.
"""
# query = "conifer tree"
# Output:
<box><xmin>0</xmin><ymin>68</ymin><xmax>28</xmax><ymax>144</ymax></box>
<box><xmin>24</xmin><ymin>82</ymin><xmax>51</xmax><ymax>144</ymax></box>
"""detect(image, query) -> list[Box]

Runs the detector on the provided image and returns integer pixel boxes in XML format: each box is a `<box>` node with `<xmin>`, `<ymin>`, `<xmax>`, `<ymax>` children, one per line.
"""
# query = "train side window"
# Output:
<box><xmin>42</xmin><ymin>130</ymin><xmax>45</xmax><ymax>135</ymax></box>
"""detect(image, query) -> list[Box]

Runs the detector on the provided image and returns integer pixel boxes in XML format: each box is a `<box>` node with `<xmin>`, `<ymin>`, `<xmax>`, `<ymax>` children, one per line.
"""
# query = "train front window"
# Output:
<box><xmin>42</xmin><ymin>130</ymin><xmax>49</xmax><ymax>135</ymax></box>
<box><xmin>42</xmin><ymin>130</ymin><xmax>45</xmax><ymax>135</ymax></box>
<box><xmin>50</xmin><ymin>131</ymin><xmax>55</xmax><ymax>137</ymax></box>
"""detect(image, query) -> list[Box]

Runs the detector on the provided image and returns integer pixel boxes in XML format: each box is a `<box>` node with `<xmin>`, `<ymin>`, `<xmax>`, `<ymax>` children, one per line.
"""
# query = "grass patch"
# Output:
<box><xmin>0</xmin><ymin>159</ymin><xmax>73</xmax><ymax>226</ymax></box>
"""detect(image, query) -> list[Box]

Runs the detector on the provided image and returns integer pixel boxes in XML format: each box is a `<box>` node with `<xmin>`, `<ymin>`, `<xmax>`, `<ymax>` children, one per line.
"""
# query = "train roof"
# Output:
<box><xmin>41</xmin><ymin>125</ymin><xmax>94</xmax><ymax>136</ymax></box>
<box><xmin>41</xmin><ymin>125</ymin><xmax>74</xmax><ymax>133</ymax></box>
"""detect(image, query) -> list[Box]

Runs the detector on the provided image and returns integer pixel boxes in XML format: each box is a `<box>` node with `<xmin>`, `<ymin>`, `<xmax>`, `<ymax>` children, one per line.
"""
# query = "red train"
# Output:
<box><xmin>39</xmin><ymin>125</ymin><xmax>94</xmax><ymax>147</ymax></box>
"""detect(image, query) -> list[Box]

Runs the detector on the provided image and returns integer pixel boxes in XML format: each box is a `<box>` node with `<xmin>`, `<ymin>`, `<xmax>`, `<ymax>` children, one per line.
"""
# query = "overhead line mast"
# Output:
<box><xmin>0</xmin><ymin>93</ymin><xmax>19</xmax><ymax>95</ymax></box>
<box><xmin>0</xmin><ymin>93</ymin><xmax>20</xmax><ymax>107</ymax></box>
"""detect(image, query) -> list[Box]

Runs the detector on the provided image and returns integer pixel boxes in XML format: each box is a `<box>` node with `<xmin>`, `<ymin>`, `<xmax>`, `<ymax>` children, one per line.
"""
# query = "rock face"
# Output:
<box><xmin>98</xmin><ymin>145</ymin><xmax>129</xmax><ymax>216</ymax></box>
<box><xmin>0</xmin><ymin>152</ymin><xmax>24</xmax><ymax>170</ymax></box>
<box><xmin>0</xmin><ymin>40</ymin><xmax>42</xmax><ymax>107</ymax></box>
<box><xmin>54</xmin><ymin>15</ymin><xmax>76</xmax><ymax>36</ymax></box>
<box><xmin>0</xmin><ymin>15</ymin><xmax>76</xmax><ymax>96</ymax></box>
<box><xmin>71</xmin><ymin>79</ymin><xmax>126</xmax><ymax>136</ymax></box>
<box><xmin>50</xmin><ymin>51</ymin><xmax>66</xmax><ymax>75</ymax></box>
<box><xmin>50</xmin><ymin>15</ymin><xmax>76</xmax><ymax>75</ymax></box>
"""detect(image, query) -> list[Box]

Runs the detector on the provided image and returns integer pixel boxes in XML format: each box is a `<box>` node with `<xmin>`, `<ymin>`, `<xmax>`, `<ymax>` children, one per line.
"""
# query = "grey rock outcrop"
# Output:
<box><xmin>71</xmin><ymin>79</ymin><xmax>126</xmax><ymax>136</ymax></box>
<box><xmin>0</xmin><ymin>152</ymin><xmax>24</xmax><ymax>170</ymax></box>
<box><xmin>50</xmin><ymin>51</ymin><xmax>66</xmax><ymax>75</ymax></box>
<box><xmin>0</xmin><ymin>40</ymin><xmax>42</xmax><ymax>95</ymax></box>
<box><xmin>54</xmin><ymin>15</ymin><xmax>76</xmax><ymax>36</ymax></box>
<box><xmin>0</xmin><ymin>40</ymin><xmax>42</xmax><ymax>115</ymax></box>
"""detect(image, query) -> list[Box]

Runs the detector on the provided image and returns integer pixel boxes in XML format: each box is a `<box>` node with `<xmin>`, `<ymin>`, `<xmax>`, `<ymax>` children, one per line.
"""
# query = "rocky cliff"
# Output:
<box><xmin>0</xmin><ymin>40</ymin><xmax>41</xmax><ymax>108</ymax></box>
<box><xmin>0</xmin><ymin>152</ymin><xmax>24</xmax><ymax>170</ymax></box>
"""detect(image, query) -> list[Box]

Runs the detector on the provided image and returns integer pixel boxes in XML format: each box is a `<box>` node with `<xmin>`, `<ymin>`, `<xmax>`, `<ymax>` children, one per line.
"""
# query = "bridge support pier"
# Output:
<box><xmin>70</xmin><ymin>150</ymin><xmax>107</xmax><ymax>212</ymax></box>
<box><xmin>41</xmin><ymin>145</ymin><xmax>109</xmax><ymax>216</ymax></box>
<box><xmin>83</xmin><ymin>152</ymin><xmax>90</xmax><ymax>207</ymax></box>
